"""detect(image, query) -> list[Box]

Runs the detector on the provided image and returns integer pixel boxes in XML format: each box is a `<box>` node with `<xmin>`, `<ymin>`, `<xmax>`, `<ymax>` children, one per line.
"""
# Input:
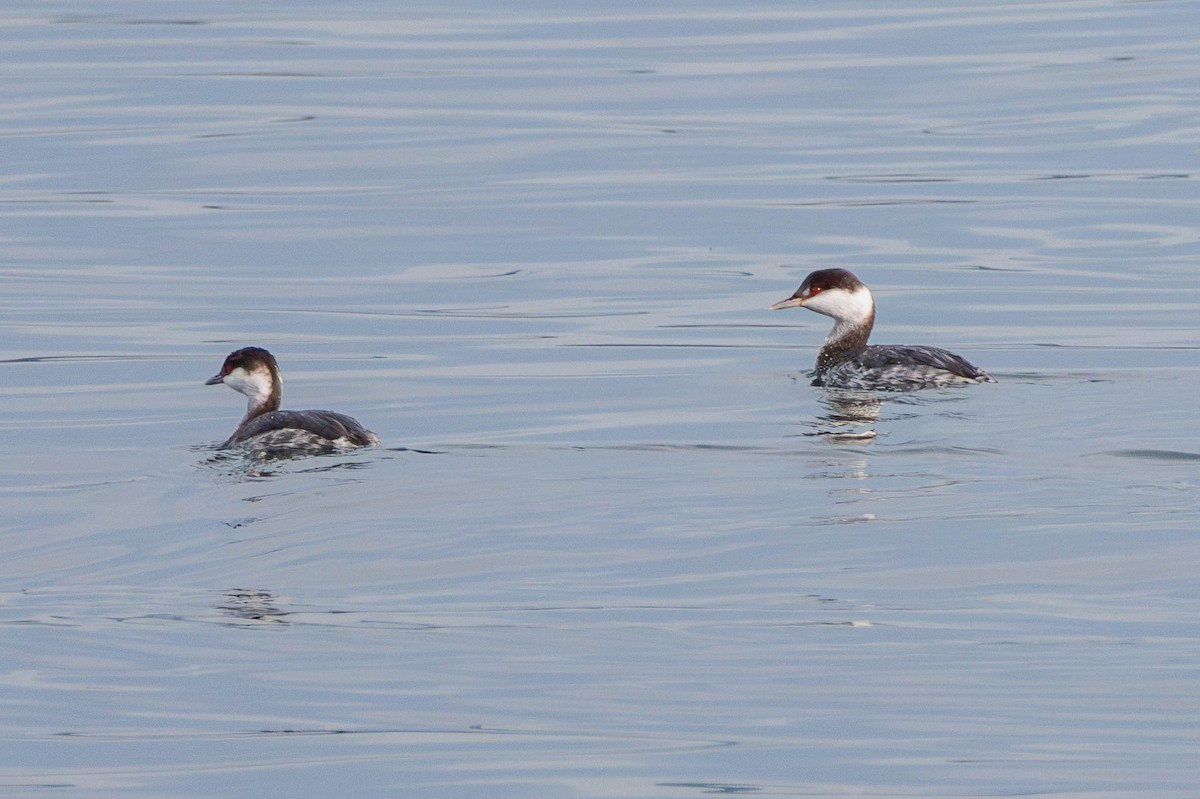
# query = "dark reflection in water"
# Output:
<box><xmin>658</xmin><ymin>783</ymin><xmax>761</xmax><ymax>795</ymax></box>
<box><xmin>197</xmin><ymin>445</ymin><xmax>380</xmax><ymax>483</ymax></box>
<box><xmin>801</xmin><ymin>390</ymin><xmax>880</xmax><ymax>442</ymax></box>
<box><xmin>1097</xmin><ymin>449</ymin><xmax>1200</xmax><ymax>462</ymax></box>
<box><xmin>799</xmin><ymin>387</ymin><xmax>994</xmax><ymax>443</ymax></box>
<box><xmin>218</xmin><ymin>589</ymin><xmax>288</xmax><ymax>626</ymax></box>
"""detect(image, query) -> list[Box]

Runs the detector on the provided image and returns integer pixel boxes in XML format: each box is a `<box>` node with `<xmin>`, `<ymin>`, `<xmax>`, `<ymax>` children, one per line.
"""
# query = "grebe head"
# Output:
<box><xmin>770</xmin><ymin>268</ymin><xmax>874</xmax><ymax>326</ymax></box>
<box><xmin>206</xmin><ymin>346</ymin><xmax>281</xmax><ymax>414</ymax></box>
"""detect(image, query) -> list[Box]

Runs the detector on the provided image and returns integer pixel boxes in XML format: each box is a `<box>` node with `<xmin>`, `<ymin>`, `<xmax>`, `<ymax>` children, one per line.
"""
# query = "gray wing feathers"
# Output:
<box><xmin>856</xmin><ymin>345</ymin><xmax>990</xmax><ymax>379</ymax></box>
<box><xmin>229</xmin><ymin>410</ymin><xmax>377</xmax><ymax>446</ymax></box>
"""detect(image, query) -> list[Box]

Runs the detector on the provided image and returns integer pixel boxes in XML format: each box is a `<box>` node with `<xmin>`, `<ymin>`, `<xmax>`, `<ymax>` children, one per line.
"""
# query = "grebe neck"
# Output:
<box><xmin>818</xmin><ymin>310</ymin><xmax>875</xmax><ymax>371</ymax></box>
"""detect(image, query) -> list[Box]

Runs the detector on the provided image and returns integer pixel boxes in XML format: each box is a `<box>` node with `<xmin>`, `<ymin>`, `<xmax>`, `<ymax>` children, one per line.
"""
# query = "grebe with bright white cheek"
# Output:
<box><xmin>771</xmin><ymin>269</ymin><xmax>994</xmax><ymax>391</ymax></box>
<box><xmin>206</xmin><ymin>346</ymin><xmax>379</xmax><ymax>455</ymax></box>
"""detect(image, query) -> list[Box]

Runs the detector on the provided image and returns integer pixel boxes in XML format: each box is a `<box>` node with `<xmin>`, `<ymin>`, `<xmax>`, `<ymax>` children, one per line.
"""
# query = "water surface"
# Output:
<box><xmin>2</xmin><ymin>2</ymin><xmax>1200</xmax><ymax>797</ymax></box>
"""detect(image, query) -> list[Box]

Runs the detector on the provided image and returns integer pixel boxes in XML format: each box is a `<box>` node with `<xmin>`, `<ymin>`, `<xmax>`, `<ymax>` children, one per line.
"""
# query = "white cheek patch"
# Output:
<box><xmin>223</xmin><ymin>366</ymin><xmax>272</xmax><ymax>406</ymax></box>
<box><xmin>222</xmin><ymin>366</ymin><xmax>251</xmax><ymax>393</ymax></box>
<box><xmin>805</xmin><ymin>287</ymin><xmax>873</xmax><ymax>322</ymax></box>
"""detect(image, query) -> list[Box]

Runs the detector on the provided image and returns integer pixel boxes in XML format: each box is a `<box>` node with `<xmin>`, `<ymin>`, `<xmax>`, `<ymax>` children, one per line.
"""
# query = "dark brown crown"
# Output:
<box><xmin>796</xmin><ymin>268</ymin><xmax>866</xmax><ymax>295</ymax></box>
<box><xmin>218</xmin><ymin>346</ymin><xmax>278</xmax><ymax>377</ymax></box>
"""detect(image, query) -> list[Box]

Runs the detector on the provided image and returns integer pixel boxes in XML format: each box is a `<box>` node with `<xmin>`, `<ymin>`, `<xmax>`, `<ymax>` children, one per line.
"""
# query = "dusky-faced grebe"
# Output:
<box><xmin>206</xmin><ymin>346</ymin><xmax>379</xmax><ymax>454</ymax></box>
<box><xmin>770</xmin><ymin>268</ymin><xmax>995</xmax><ymax>391</ymax></box>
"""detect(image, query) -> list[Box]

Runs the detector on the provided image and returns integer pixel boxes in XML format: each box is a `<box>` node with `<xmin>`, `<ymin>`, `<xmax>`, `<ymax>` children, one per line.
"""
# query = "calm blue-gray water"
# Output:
<box><xmin>2</xmin><ymin>2</ymin><xmax>1199</xmax><ymax>797</ymax></box>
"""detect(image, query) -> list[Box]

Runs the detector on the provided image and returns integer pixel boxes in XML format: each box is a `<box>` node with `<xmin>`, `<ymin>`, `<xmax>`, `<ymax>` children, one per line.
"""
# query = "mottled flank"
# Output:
<box><xmin>229</xmin><ymin>409</ymin><xmax>381</xmax><ymax>452</ymax></box>
<box><xmin>815</xmin><ymin>344</ymin><xmax>996</xmax><ymax>391</ymax></box>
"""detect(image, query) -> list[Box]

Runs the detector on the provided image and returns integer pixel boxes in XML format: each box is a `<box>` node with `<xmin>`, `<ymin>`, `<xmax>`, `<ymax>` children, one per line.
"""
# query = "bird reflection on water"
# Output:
<box><xmin>218</xmin><ymin>589</ymin><xmax>289</xmax><ymax>625</ymax></box>
<box><xmin>802</xmin><ymin>390</ymin><xmax>881</xmax><ymax>442</ymax></box>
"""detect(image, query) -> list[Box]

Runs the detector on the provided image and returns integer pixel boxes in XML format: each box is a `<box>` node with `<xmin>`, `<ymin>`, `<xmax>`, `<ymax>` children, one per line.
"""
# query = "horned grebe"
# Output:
<box><xmin>206</xmin><ymin>346</ymin><xmax>379</xmax><ymax>455</ymax></box>
<box><xmin>770</xmin><ymin>268</ymin><xmax>995</xmax><ymax>391</ymax></box>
